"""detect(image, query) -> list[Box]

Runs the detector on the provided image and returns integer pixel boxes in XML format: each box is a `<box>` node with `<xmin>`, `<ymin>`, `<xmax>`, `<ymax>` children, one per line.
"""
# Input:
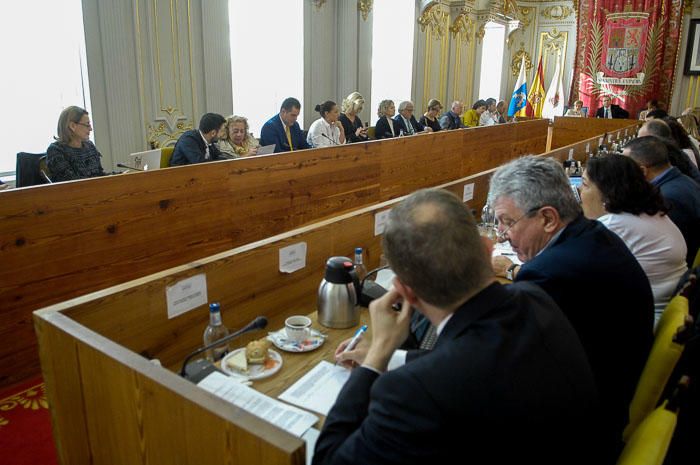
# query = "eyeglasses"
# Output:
<box><xmin>76</xmin><ymin>122</ymin><xmax>92</xmax><ymax>128</ymax></box>
<box><xmin>496</xmin><ymin>206</ymin><xmax>542</xmax><ymax>241</ymax></box>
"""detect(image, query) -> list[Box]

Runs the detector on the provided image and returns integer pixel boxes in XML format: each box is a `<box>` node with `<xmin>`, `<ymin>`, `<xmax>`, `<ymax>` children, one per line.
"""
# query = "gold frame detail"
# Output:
<box><xmin>450</xmin><ymin>10</ymin><xmax>476</xmax><ymax>102</ymax></box>
<box><xmin>541</xmin><ymin>5</ymin><xmax>574</xmax><ymax>20</ymax></box>
<box><xmin>537</xmin><ymin>29</ymin><xmax>568</xmax><ymax>80</ymax></box>
<box><xmin>511</xmin><ymin>43</ymin><xmax>533</xmax><ymax>77</ymax></box>
<box><xmin>147</xmin><ymin>121</ymin><xmax>193</xmax><ymax>149</ymax></box>
<box><xmin>419</xmin><ymin>3</ymin><xmax>451</xmax><ymax>105</ymax></box>
<box><xmin>358</xmin><ymin>0</ymin><xmax>373</xmax><ymax>21</ymax></box>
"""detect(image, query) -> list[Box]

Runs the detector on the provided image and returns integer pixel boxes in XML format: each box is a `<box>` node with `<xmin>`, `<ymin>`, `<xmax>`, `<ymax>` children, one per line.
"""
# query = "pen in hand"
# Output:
<box><xmin>336</xmin><ymin>325</ymin><xmax>368</xmax><ymax>366</ymax></box>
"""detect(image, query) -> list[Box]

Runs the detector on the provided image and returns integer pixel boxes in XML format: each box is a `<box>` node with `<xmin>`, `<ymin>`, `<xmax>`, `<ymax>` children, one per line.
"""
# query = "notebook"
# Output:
<box><xmin>128</xmin><ymin>149</ymin><xmax>162</xmax><ymax>171</ymax></box>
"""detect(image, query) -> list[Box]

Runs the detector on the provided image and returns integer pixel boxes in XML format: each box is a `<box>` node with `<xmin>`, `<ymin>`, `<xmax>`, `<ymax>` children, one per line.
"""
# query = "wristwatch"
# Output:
<box><xmin>506</xmin><ymin>263</ymin><xmax>519</xmax><ymax>280</ymax></box>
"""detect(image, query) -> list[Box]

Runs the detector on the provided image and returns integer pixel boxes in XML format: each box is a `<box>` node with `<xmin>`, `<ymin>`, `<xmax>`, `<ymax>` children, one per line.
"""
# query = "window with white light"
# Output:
<box><xmin>229</xmin><ymin>0</ymin><xmax>304</xmax><ymax>137</ymax></box>
<box><xmin>370</xmin><ymin>0</ymin><xmax>416</xmax><ymax>124</ymax></box>
<box><xmin>0</xmin><ymin>1</ymin><xmax>91</xmax><ymax>174</ymax></box>
<box><xmin>478</xmin><ymin>21</ymin><xmax>506</xmax><ymax>102</ymax></box>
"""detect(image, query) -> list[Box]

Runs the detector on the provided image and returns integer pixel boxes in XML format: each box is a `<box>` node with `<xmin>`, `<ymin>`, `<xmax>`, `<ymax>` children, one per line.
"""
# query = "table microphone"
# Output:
<box><xmin>180</xmin><ymin>316</ymin><xmax>268</xmax><ymax>382</ymax></box>
<box><xmin>116</xmin><ymin>163</ymin><xmax>144</xmax><ymax>171</ymax></box>
<box><xmin>320</xmin><ymin>133</ymin><xmax>338</xmax><ymax>145</ymax></box>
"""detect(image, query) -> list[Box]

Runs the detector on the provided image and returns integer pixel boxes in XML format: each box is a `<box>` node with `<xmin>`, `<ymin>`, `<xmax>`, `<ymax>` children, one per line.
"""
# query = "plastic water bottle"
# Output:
<box><xmin>354</xmin><ymin>247</ymin><xmax>368</xmax><ymax>281</ymax></box>
<box><xmin>203</xmin><ymin>302</ymin><xmax>229</xmax><ymax>362</ymax></box>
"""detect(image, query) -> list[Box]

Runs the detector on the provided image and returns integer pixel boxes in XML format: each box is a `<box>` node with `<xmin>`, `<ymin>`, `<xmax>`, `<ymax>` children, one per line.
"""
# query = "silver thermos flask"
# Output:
<box><xmin>317</xmin><ymin>256</ymin><xmax>360</xmax><ymax>328</ymax></box>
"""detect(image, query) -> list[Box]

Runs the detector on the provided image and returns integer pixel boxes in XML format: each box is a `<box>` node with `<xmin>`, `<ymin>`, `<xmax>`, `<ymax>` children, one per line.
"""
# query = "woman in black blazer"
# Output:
<box><xmin>375</xmin><ymin>99</ymin><xmax>398</xmax><ymax>139</ymax></box>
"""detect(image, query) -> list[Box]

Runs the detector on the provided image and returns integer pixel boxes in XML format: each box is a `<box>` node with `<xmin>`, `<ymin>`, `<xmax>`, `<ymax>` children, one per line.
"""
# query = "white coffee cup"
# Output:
<box><xmin>285</xmin><ymin>315</ymin><xmax>312</xmax><ymax>343</ymax></box>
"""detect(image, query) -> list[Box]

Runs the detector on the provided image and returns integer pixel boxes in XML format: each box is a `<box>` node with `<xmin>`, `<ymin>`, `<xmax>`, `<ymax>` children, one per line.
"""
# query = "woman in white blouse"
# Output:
<box><xmin>307</xmin><ymin>100</ymin><xmax>346</xmax><ymax>148</ymax></box>
<box><xmin>580</xmin><ymin>155</ymin><xmax>687</xmax><ymax>323</ymax></box>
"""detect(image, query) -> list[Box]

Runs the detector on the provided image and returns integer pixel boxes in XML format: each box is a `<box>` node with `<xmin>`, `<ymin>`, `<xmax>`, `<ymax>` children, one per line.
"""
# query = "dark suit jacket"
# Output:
<box><xmin>169</xmin><ymin>130</ymin><xmax>222</xmax><ymax>166</ymax></box>
<box><xmin>438</xmin><ymin>111</ymin><xmax>463</xmax><ymax>130</ymax></box>
<box><xmin>516</xmin><ymin>215</ymin><xmax>654</xmax><ymax>457</ymax></box>
<box><xmin>595</xmin><ymin>104</ymin><xmax>630</xmax><ymax>119</ymax></box>
<box><xmin>392</xmin><ymin>114</ymin><xmax>425</xmax><ymax>135</ymax></box>
<box><xmin>653</xmin><ymin>166</ymin><xmax>700</xmax><ymax>265</ymax></box>
<box><xmin>314</xmin><ymin>282</ymin><xmax>601</xmax><ymax>465</ymax></box>
<box><xmin>374</xmin><ymin>116</ymin><xmax>399</xmax><ymax>139</ymax></box>
<box><xmin>259</xmin><ymin>114</ymin><xmax>310</xmax><ymax>153</ymax></box>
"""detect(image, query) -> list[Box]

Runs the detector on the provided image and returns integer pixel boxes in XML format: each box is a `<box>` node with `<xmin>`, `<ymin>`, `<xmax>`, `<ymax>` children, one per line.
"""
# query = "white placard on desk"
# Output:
<box><xmin>375</xmin><ymin>209</ymin><xmax>391</xmax><ymax>236</ymax></box>
<box><xmin>625</xmin><ymin>129</ymin><xmax>628</xmax><ymax>136</ymax></box>
<box><xmin>586</xmin><ymin>142</ymin><xmax>590</xmax><ymax>153</ymax></box>
<box><xmin>166</xmin><ymin>273</ymin><xmax>207</xmax><ymax>319</ymax></box>
<box><xmin>279</xmin><ymin>242</ymin><xmax>307</xmax><ymax>273</ymax></box>
<box><xmin>568</xmin><ymin>149</ymin><xmax>574</xmax><ymax>159</ymax></box>
<box><xmin>279</xmin><ymin>360</ymin><xmax>351</xmax><ymax>415</ymax></box>
<box><xmin>598</xmin><ymin>137</ymin><xmax>604</xmax><ymax>147</ymax></box>
<box><xmin>462</xmin><ymin>183</ymin><xmax>474</xmax><ymax>202</ymax></box>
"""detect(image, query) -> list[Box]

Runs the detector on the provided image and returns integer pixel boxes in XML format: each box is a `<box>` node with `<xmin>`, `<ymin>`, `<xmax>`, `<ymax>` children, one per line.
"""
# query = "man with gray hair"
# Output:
<box><xmin>393</xmin><ymin>100</ymin><xmax>431</xmax><ymax>135</ymax></box>
<box><xmin>438</xmin><ymin>100</ymin><xmax>464</xmax><ymax>130</ymax></box>
<box><xmin>315</xmin><ymin>188</ymin><xmax>600</xmax><ymax>465</ymax></box>
<box><xmin>488</xmin><ymin>156</ymin><xmax>653</xmax><ymax>459</ymax></box>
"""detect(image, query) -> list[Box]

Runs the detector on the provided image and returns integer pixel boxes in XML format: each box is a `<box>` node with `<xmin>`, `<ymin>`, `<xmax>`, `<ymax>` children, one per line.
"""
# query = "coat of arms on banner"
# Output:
<box><xmin>597</xmin><ymin>13</ymin><xmax>650</xmax><ymax>85</ymax></box>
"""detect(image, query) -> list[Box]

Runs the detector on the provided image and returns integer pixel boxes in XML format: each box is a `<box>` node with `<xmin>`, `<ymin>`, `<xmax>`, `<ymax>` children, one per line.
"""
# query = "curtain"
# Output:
<box><xmin>570</xmin><ymin>0</ymin><xmax>684</xmax><ymax>118</ymax></box>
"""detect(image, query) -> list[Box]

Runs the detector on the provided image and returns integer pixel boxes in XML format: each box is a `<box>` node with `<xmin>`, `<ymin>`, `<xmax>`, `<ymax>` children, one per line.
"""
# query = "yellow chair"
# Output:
<box><xmin>160</xmin><ymin>146</ymin><xmax>175</xmax><ymax>168</ymax></box>
<box><xmin>366</xmin><ymin>126</ymin><xmax>376</xmax><ymax>140</ymax></box>
<box><xmin>617</xmin><ymin>400</ymin><xmax>678</xmax><ymax>465</ymax></box>
<box><xmin>38</xmin><ymin>155</ymin><xmax>53</xmax><ymax>183</ymax></box>
<box><xmin>623</xmin><ymin>295</ymin><xmax>689</xmax><ymax>441</ymax></box>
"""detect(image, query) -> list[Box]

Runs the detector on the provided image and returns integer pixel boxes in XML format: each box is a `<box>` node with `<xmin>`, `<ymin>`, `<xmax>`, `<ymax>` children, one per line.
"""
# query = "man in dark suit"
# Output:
<box><xmin>393</xmin><ymin>100</ymin><xmax>431</xmax><ymax>135</ymax></box>
<box><xmin>624</xmin><ymin>136</ymin><xmax>700</xmax><ymax>265</ymax></box>
<box><xmin>488</xmin><ymin>156</ymin><xmax>654</xmax><ymax>460</ymax></box>
<box><xmin>438</xmin><ymin>100</ymin><xmax>464</xmax><ymax>130</ymax></box>
<box><xmin>595</xmin><ymin>95</ymin><xmax>630</xmax><ymax>119</ymax></box>
<box><xmin>259</xmin><ymin>97</ymin><xmax>310</xmax><ymax>153</ymax></box>
<box><xmin>169</xmin><ymin>113</ymin><xmax>226</xmax><ymax>166</ymax></box>
<box><xmin>315</xmin><ymin>189</ymin><xmax>600</xmax><ymax>465</ymax></box>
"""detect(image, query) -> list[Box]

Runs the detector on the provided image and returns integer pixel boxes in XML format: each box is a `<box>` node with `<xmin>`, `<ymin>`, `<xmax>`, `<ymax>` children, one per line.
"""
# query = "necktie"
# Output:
<box><xmin>285</xmin><ymin>125</ymin><xmax>294</xmax><ymax>151</ymax></box>
<box><xmin>405</xmin><ymin>117</ymin><xmax>414</xmax><ymax>135</ymax></box>
<box><xmin>605</xmin><ymin>108</ymin><xmax>610</xmax><ymax>119</ymax></box>
<box><xmin>419</xmin><ymin>324</ymin><xmax>438</xmax><ymax>350</ymax></box>
<box><xmin>205</xmin><ymin>145</ymin><xmax>210</xmax><ymax>160</ymax></box>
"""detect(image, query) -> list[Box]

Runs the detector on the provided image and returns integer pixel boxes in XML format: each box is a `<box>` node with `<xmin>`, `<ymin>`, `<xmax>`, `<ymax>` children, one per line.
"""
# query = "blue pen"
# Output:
<box><xmin>343</xmin><ymin>325</ymin><xmax>368</xmax><ymax>353</ymax></box>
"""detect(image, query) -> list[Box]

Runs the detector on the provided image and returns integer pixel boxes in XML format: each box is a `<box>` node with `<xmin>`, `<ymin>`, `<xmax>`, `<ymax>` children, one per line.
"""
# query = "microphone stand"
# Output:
<box><xmin>320</xmin><ymin>132</ymin><xmax>338</xmax><ymax>145</ymax></box>
<box><xmin>179</xmin><ymin>316</ymin><xmax>267</xmax><ymax>377</ymax></box>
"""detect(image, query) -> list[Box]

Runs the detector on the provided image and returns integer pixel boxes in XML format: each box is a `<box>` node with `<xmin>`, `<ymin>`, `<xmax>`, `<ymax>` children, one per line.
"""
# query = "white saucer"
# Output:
<box><xmin>221</xmin><ymin>348</ymin><xmax>283</xmax><ymax>380</ymax></box>
<box><xmin>267</xmin><ymin>328</ymin><xmax>325</xmax><ymax>353</ymax></box>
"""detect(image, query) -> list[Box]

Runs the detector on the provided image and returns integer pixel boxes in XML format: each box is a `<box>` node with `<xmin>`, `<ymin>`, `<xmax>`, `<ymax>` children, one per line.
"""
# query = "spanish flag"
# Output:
<box><xmin>526</xmin><ymin>54</ymin><xmax>545</xmax><ymax>118</ymax></box>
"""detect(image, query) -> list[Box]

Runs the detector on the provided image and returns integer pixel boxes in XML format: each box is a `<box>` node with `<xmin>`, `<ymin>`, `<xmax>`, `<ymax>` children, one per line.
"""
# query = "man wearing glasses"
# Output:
<box><xmin>488</xmin><ymin>156</ymin><xmax>653</xmax><ymax>461</ymax></box>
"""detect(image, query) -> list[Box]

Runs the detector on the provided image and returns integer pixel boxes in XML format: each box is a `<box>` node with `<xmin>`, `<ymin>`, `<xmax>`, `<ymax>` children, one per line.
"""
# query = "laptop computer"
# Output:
<box><xmin>128</xmin><ymin>149</ymin><xmax>162</xmax><ymax>171</ymax></box>
<box><xmin>256</xmin><ymin>144</ymin><xmax>276</xmax><ymax>156</ymax></box>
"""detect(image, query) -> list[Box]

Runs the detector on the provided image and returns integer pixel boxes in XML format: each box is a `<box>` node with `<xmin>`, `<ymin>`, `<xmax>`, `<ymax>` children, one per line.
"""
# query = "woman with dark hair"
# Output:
<box><xmin>307</xmin><ymin>100</ymin><xmax>346</xmax><ymax>148</ymax></box>
<box><xmin>419</xmin><ymin>98</ymin><xmax>443</xmax><ymax>132</ymax></box>
<box><xmin>662</xmin><ymin>116</ymin><xmax>700</xmax><ymax>168</ymax></box>
<box><xmin>462</xmin><ymin>99</ymin><xmax>487</xmax><ymax>127</ymax></box>
<box><xmin>580</xmin><ymin>155</ymin><xmax>687</xmax><ymax>322</ymax></box>
<box><xmin>47</xmin><ymin>106</ymin><xmax>106</xmax><ymax>182</ymax></box>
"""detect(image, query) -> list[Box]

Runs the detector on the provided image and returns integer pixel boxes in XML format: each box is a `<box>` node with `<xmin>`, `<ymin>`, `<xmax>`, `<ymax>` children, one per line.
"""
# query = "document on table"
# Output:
<box><xmin>492</xmin><ymin>241</ymin><xmax>523</xmax><ymax>265</ymax></box>
<box><xmin>278</xmin><ymin>361</ymin><xmax>351</xmax><ymax>415</ymax></box>
<box><xmin>198</xmin><ymin>372</ymin><xmax>318</xmax><ymax>437</ymax></box>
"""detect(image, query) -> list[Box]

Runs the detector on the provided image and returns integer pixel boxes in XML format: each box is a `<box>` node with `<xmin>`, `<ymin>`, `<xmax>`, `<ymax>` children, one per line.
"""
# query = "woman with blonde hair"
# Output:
<box><xmin>419</xmin><ymin>99</ymin><xmax>442</xmax><ymax>132</ymax></box>
<box><xmin>339</xmin><ymin>91</ymin><xmax>368</xmax><ymax>143</ymax></box>
<box><xmin>47</xmin><ymin>106</ymin><xmax>106</xmax><ymax>182</ymax></box>
<box><xmin>375</xmin><ymin>99</ymin><xmax>398</xmax><ymax>139</ymax></box>
<box><xmin>217</xmin><ymin>115</ymin><xmax>259</xmax><ymax>158</ymax></box>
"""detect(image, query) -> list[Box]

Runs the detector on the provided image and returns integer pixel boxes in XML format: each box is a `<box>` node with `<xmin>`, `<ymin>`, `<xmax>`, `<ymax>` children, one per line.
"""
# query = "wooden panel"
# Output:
<box><xmin>549</xmin><ymin>116</ymin><xmax>640</xmax><ymax>150</ymax></box>
<box><xmin>35</xmin><ymin>310</ymin><xmax>303</xmax><ymax>465</ymax></box>
<box><xmin>0</xmin><ymin>121</ymin><xmax>547</xmax><ymax>388</ymax></box>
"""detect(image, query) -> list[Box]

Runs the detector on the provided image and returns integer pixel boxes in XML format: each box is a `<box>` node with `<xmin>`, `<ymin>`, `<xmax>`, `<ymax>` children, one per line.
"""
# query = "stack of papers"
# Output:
<box><xmin>279</xmin><ymin>361</ymin><xmax>351</xmax><ymax>415</ymax></box>
<box><xmin>198</xmin><ymin>372</ymin><xmax>318</xmax><ymax>437</ymax></box>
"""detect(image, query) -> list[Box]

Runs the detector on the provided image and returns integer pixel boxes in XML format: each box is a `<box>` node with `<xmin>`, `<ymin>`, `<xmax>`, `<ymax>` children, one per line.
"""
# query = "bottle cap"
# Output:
<box><xmin>209</xmin><ymin>302</ymin><xmax>220</xmax><ymax>312</ymax></box>
<box><xmin>355</xmin><ymin>247</ymin><xmax>363</xmax><ymax>254</ymax></box>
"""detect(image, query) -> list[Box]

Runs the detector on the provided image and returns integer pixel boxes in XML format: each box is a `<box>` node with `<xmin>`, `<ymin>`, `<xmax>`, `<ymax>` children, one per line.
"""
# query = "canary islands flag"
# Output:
<box><xmin>508</xmin><ymin>56</ymin><xmax>528</xmax><ymax>117</ymax></box>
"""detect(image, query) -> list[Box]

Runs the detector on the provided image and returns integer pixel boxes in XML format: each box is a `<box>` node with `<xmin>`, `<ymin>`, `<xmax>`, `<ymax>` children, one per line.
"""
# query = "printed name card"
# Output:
<box><xmin>166</xmin><ymin>273</ymin><xmax>208</xmax><ymax>319</ymax></box>
<box><xmin>598</xmin><ymin>137</ymin><xmax>604</xmax><ymax>147</ymax></box>
<box><xmin>462</xmin><ymin>183</ymin><xmax>474</xmax><ymax>202</ymax></box>
<box><xmin>586</xmin><ymin>143</ymin><xmax>590</xmax><ymax>153</ymax></box>
<box><xmin>568</xmin><ymin>149</ymin><xmax>574</xmax><ymax>159</ymax></box>
<box><xmin>375</xmin><ymin>209</ymin><xmax>391</xmax><ymax>236</ymax></box>
<box><xmin>279</xmin><ymin>242</ymin><xmax>307</xmax><ymax>273</ymax></box>
<box><xmin>625</xmin><ymin>129</ymin><xmax>629</xmax><ymax>136</ymax></box>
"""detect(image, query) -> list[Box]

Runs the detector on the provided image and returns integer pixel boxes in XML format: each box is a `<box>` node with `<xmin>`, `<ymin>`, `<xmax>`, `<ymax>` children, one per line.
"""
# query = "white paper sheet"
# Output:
<box><xmin>279</xmin><ymin>242</ymin><xmax>307</xmax><ymax>273</ymax></box>
<box><xmin>166</xmin><ymin>273</ymin><xmax>208</xmax><ymax>319</ymax></box>
<box><xmin>492</xmin><ymin>241</ymin><xmax>523</xmax><ymax>265</ymax></box>
<box><xmin>375</xmin><ymin>268</ymin><xmax>396</xmax><ymax>290</ymax></box>
<box><xmin>303</xmin><ymin>427</ymin><xmax>320</xmax><ymax>465</ymax></box>
<box><xmin>278</xmin><ymin>361</ymin><xmax>351</xmax><ymax>415</ymax></box>
<box><xmin>462</xmin><ymin>183</ymin><xmax>474</xmax><ymax>202</ymax></box>
<box><xmin>198</xmin><ymin>372</ymin><xmax>318</xmax><ymax>437</ymax></box>
<box><xmin>374</xmin><ymin>209</ymin><xmax>391</xmax><ymax>236</ymax></box>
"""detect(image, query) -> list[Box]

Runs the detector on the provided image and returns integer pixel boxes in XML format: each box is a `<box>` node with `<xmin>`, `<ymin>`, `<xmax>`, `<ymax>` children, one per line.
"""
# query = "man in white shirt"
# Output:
<box><xmin>479</xmin><ymin>98</ymin><xmax>499</xmax><ymax>126</ymax></box>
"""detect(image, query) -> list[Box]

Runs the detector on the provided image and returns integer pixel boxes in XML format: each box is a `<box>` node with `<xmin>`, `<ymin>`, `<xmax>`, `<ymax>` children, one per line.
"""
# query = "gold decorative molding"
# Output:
<box><xmin>684</xmin><ymin>0</ymin><xmax>694</xmax><ymax>14</ymax></box>
<box><xmin>511</xmin><ymin>44</ymin><xmax>533</xmax><ymax>77</ymax></box>
<box><xmin>517</xmin><ymin>6</ymin><xmax>533</xmax><ymax>27</ymax></box>
<box><xmin>476</xmin><ymin>24</ymin><xmax>486</xmax><ymax>43</ymax></box>
<box><xmin>147</xmin><ymin>120</ymin><xmax>193</xmax><ymax>149</ymax></box>
<box><xmin>541</xmin><ymin>5</ymin><xmax>574</xmax><ymax>20</ymax></box>
<box><xmin>503</xmin><ymin>0</ymin><xmax>519</xmax><ymax>17</ymax></box>
<box><xmin>450</xmin><ymin>10</ymin><xmax>475</xmax><ymax>42</ymax></box>
<box><xmin>358</xmin><ymin>0</ymin><xmax>373</xmax><ymax>21</ymax></box>
<box><xmin>537</xmin><ymin>29</ymin><xmax>568</xmax><ymax>79</ymax></box>
<box><xmin>419</xmin><ymin>2</ymin><xmax>450</xmax><ymax>37</ymax></box>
